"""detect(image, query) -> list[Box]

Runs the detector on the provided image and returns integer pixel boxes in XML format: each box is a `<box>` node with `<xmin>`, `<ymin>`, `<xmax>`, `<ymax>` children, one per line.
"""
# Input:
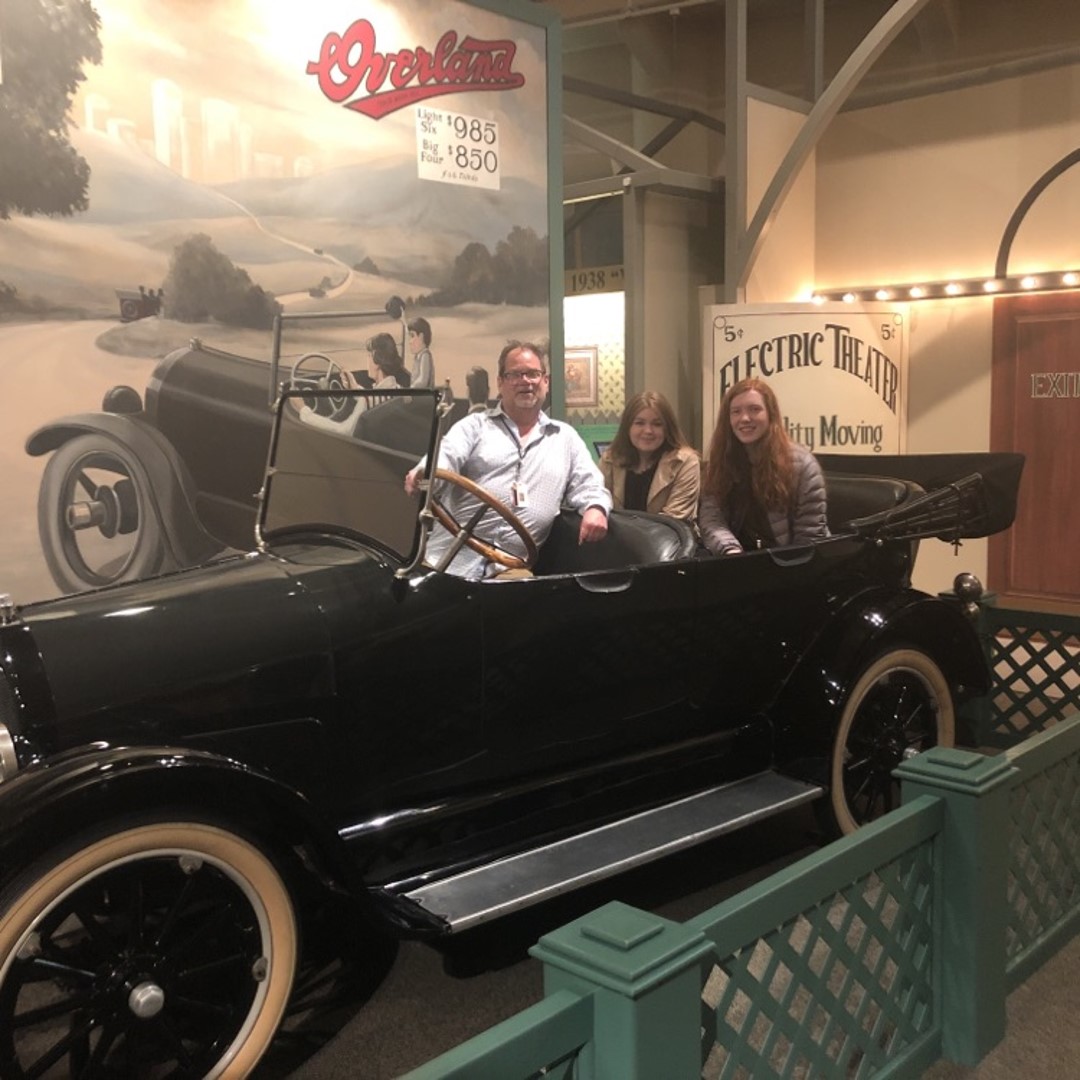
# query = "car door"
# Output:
<box><xmin>479</xmin><ymin>558</ymin><xmax>699</xmax><ymax>767</ymax></box>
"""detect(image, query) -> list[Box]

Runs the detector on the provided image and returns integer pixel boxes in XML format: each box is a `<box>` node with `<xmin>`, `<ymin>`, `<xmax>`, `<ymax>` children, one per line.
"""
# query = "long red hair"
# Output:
<box><xmin>704</xmin><ymin>378</ymin><xmax>795</xmax><ymax>510</ymax></box>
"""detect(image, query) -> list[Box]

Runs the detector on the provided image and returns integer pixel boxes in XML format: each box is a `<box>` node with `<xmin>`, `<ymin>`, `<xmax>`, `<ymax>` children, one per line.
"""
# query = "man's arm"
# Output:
<box><xmin>562</xmin><ymin>428</ymin><xmax>612</xmax><ymax>544</ymax></box>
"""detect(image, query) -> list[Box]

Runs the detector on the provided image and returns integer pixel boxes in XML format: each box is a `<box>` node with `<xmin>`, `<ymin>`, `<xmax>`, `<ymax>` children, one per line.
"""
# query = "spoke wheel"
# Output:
<box><xmin>828</xmin><ymin>648</ymin><xmax>955</xmax><ymax>835</ymax></box>
<box><xmin>429</xmin><ymin>468</ymin><xmax>539</xmax><ymax>570</ymax></box>
<box><xmin>38</xmin><ymin>435</ymin><xmax>164</xmax><ymax>594</ymax></box>
<box><xmin>0</xmin><ymin>822</ymin><xmax>297</xmax><ymax>1079</ymax></box>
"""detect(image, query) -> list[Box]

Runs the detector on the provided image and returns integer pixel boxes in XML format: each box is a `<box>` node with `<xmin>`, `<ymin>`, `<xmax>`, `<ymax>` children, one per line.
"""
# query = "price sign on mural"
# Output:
<box><xmin>703</xmin><ymin>303</ymin><xmax>908</xmax><ymax>454</ymax></box>
<box><xmin>416</xmin><ymin>107</ymin><xmax>501</xmax><ymax>191</ymax></box>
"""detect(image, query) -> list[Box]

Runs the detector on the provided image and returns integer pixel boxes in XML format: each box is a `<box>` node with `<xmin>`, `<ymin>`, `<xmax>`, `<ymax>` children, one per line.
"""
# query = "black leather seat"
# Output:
<box><xmin>824</xmin><ymin>472</ymin><xmax>925</xmax><ymax>532</ymax></box>
<box><xmin>535</xmin><ymin>508</ymin><xmax>698</xmax><ymax>575</ymax></box>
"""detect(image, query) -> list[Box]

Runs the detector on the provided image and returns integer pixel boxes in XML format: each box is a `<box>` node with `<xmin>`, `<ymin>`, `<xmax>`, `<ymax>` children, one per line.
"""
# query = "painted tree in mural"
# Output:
<box><xmin>0</xmin><ymin>0</ymin><xmax>102</xmax><ymax>219</ymax></box>
<box><xmin>421</xmin><ymin>227</ymin><xmax>549</xmax><ymax>307</ymax></box>
<box><xmin>162</xmin><ymin>234</ymin><xmax>282</xmax><ymax>330</ymax></box>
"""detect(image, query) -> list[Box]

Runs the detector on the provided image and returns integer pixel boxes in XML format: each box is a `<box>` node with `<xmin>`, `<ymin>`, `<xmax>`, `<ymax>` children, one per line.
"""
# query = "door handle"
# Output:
<box><xmin>576</xmin><ymin>572</ymin><xmax>635</xmax><ymax>594</ymax></box>
<box><xmin>767</xmin><ymin>544</ymin><xmax>818</xmax><ymax>567</ymax></box>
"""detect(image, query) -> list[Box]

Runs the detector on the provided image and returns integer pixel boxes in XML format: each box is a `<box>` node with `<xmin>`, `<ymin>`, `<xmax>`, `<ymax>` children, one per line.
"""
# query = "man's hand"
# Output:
<box><xmin>578</xmin><ymin>506</ymin><xmax>608</xmax><ymax>544</ymax></box>
<box><xmin>404</xmin><ymin>466</ymin><xmax>423</xmax><ymax>496</ymax></box>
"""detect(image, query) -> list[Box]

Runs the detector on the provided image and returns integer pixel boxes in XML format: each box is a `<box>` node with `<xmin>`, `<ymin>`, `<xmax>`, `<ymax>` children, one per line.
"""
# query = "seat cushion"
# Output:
<box><xmin>825</xmin><ymin>473</ymin><xmax>924</xmax><ymax>531</ymax></box>
<box><xmin>535</xmin><ymin>508</ymin><xmax>698</xmax><ymax>575</ymax></box>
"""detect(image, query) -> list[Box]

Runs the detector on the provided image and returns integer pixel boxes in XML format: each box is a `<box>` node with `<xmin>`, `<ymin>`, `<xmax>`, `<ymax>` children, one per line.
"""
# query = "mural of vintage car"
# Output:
<box><xmin>0</xmin><ymin>381</ymin><xmax>1022</xmax><ymax>1074</ymax></box>
<box><xmin>26</xmin><ymin>297</ymin><xmax>411</xmax><ymax>595</ymax></box>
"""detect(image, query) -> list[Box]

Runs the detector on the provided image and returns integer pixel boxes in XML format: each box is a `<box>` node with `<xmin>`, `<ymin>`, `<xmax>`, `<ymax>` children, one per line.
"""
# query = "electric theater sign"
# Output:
<box><xmin>703</xmin><ymin>304</ymin><xmax>909</xmax><ymax>454</ymax></box>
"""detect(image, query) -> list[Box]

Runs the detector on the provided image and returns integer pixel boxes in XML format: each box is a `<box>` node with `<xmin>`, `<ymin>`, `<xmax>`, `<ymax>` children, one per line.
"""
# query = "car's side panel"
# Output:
<box><xmin>146</xmin><ymin>345</ymin><xmax>273</xmax><ymax>548</ymax></box>
<box><xmin>479</xmin><ymin>560</ymin><xmax>700</xmax><ymax>762</ymax></box>
<box><xmin>691</xmin><ymin>537</ymin><xmax>876</xmax><ymax>720</ymax></box>
<box><xmin>289</xmin><ymin>553</ymin><xmax>486</xmax><ymax>817</ymax></box>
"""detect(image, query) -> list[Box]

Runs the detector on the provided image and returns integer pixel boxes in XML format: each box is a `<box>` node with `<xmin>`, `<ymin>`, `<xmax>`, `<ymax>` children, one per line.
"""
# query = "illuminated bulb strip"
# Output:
<box><xmin>810</xmin><ymin>270</ymin><xmax>1080</xmax><ymax>303</ymax></box>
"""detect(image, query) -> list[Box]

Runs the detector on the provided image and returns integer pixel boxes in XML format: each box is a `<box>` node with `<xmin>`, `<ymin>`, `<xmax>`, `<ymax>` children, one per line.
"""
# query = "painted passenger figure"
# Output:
<box><xmin>294</xmin><ymin>333</ymin><xmax>410</xmax><ymax>434</ymax></box>
<box><xmin>598</xmin><ymin>391</ymin><xmax>700</xmax><ymax>525</ymax></box>
<box><xmin>407</xmin><ymin>317</ymin><xmax>435</xmax><ymax>389</ymax></box>
<box><xmin>699</xmin><ymin>377</ymin><xmax>827</xmax><ymax>555</ymax></box>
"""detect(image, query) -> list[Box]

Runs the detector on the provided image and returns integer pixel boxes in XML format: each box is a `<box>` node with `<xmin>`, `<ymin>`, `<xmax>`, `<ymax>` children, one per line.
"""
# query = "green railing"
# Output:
<box><xmin>406</xmin><ymin>608</ymin><xmax>1080</xmax><ymax>1080</ymax></box>
<box><xmin>972</xmin><ymin>605</ymin><xmax>1080</xmax><ymax>748</ymax></box>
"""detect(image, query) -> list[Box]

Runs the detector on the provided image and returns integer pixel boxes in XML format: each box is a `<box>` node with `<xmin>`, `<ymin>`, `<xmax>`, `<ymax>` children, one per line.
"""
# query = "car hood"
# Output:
<box><xmin>11</xmin><ymin>551</ymin><xmax>338</xmax><ymax>749</ymax></box>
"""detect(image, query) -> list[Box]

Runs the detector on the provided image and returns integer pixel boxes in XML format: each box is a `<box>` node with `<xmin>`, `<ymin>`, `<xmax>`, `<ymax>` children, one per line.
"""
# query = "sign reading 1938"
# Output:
<box><xmin>564</xmin><ymin>265</ymin><xmax>625</xmax><ymax>296</ymax></box>
<box><xmin>416</xmin><ymin>107</ymin><xmax>500</xmax><ymax>191</ymax></box>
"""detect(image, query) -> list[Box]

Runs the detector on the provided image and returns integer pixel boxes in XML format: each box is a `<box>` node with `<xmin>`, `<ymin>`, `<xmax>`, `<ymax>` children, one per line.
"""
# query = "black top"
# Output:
<box><xmin>624</xmin><ymin>461</ymin><xmax>658</xmax><ymax>511</ymax></box>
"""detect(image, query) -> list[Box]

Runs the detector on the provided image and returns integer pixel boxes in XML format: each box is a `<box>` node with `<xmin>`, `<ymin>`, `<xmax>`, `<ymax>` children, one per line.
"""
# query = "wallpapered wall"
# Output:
<box><xmin>564</xmin><ymin>291</ymin><xmax>625</xmax><ymax>427</ymax></box>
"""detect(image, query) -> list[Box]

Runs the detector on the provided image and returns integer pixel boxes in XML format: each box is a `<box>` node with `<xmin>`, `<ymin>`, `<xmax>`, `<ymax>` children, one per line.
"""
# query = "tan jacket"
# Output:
<box><xmin>599</xmin><ymin>445</ymin><xmax>701</xmax><ymax>523</ymax></box>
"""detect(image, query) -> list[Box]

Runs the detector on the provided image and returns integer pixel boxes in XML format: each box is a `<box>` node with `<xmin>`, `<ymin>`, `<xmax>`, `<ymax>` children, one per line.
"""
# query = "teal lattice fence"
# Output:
<box><xmin>688</xmin><ymin>800</ymin><xmax>942</xmax><ymax>1080</ymax></box>
<box><xmin>974</xmin><ymin>606</ymin><xmax>1080</xmax><ymax>748</ymax></box>
<box><xmin>1003</xmin><ymin>716</ymin><xmax>1080</xmax><ymax>988</ymax></box>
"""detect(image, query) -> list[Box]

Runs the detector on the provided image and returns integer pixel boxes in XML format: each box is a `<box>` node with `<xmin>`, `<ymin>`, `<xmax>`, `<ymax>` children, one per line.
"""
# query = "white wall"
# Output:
<box><xmin>811</xmin><ymin>64</ymin><xmax>1080</xmax><ymax>594</ymax></box>
<box><xmin>745</xmin><ymin>97</ymin><xmax>817</xmax><ymax>303</ymax></box>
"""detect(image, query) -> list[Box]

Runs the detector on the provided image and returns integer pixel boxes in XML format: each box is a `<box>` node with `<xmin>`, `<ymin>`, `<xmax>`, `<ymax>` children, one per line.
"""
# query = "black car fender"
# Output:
<box><xmin>25</xmin><ymin>412</ymin><xmax>220</xmax><ymax>568</ymax></box>
<box><xmin>0</xmin><ymin>743</ymin><xmax>383</xmax><ymax>926</ymax></box>
<box><xmin>771</xmin><ymin>586</ymin><xmax>988</xmax><ymax>773</ymax></box>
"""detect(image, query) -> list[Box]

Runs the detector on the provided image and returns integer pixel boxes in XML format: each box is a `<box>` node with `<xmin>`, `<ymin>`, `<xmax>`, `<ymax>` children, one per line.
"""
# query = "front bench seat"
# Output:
<box><xmin>535</xmin><ymin>508</ymin><xmax>698</xmax><ymax>576</ymax></box>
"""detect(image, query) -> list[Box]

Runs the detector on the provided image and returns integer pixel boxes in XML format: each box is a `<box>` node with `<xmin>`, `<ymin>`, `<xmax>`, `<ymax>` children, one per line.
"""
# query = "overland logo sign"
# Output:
<box><xmin>307</xmin><ymin>19</ymin><xmax>526</xmax><ymax>120</ymax></box>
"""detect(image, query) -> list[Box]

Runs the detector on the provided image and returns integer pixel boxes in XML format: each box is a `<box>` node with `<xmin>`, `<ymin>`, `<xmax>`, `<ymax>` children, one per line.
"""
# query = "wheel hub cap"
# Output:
<box><xmin>128</xmin><ymin>980</ymin><xmax>166</xmax><ymax>1019</ymax></box>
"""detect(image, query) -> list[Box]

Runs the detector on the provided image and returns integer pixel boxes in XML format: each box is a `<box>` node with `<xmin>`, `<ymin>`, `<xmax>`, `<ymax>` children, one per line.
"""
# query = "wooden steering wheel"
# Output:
<box><xmin>429</xmin><ymin>468</ymin><xmax>539</xmax><ymax>570</ymax></box>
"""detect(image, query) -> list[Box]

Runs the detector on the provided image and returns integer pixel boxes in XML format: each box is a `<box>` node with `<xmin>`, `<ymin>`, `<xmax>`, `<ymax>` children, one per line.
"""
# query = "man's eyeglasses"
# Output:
<box><xmin>502</xmin><ymin>369</ymin><xmax>547</xmax><ymax>383</ymax></box>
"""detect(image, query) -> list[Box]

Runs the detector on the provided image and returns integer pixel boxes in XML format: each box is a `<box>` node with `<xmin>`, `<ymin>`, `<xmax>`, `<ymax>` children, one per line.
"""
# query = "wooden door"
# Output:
<box><xmin>990</xmin><ymin>293</ymin><xmax>1080</xmax><ymax>608</ymax></box>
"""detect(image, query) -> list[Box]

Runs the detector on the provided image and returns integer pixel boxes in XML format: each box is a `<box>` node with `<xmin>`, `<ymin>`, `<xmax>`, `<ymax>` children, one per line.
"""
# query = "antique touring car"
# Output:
<box><xmin>3</xmin><ymin>362</ymin><xmax>1022</xmax><ymax>1074</ymax></box>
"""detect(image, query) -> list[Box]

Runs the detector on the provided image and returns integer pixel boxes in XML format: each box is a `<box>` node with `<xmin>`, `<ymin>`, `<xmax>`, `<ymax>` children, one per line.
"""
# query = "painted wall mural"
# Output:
<box><xmin>0</xmin><ymin>0</ymin><xmax>554</xmax><ymax>602</ymax></box>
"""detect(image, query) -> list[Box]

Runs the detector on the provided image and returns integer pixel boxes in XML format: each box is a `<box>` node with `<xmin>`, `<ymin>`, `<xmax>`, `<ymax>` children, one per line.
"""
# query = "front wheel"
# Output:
<box><xmin>0</xmin><ymin>820</ymin><xmax>298</xmax><ymax>1079</ymax></box>
<box><xmin>827</xmin><ymin>648</ymin><xmax>955</xmax><ymax>836</ymax></box>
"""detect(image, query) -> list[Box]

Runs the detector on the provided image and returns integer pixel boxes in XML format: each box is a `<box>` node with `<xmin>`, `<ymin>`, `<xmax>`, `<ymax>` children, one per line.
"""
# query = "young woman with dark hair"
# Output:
<box><xmin>599</xmin><ymin>390</ymin><xmax>700</xmax><ymax>524</ymax></box>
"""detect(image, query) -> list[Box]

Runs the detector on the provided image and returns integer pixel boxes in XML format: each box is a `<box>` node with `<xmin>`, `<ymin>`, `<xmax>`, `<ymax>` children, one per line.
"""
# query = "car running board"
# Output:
<box><xmin>394</xmin><ymin>771</ymin><xmax>823</xmax><ymax>933</ymax></box>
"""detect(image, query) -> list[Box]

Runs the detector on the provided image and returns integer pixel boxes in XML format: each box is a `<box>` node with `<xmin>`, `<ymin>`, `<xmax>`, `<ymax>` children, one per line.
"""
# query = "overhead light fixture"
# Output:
<box><xmin>811</xmin><ymin>270</ymin><xmax>1080</xmax><ymax>303</ymax></box>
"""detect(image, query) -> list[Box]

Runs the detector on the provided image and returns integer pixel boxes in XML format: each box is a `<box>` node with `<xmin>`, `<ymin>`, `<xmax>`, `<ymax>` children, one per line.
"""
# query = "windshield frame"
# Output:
<box><xmin>257</xmin><ymin>387</ymin><xmax>443</xmax><ymax>569</ymax></box>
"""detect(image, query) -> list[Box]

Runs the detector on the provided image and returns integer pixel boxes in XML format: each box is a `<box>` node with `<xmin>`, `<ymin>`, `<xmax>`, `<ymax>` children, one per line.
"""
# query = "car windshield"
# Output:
<box><xmin>260</xmin><ymin>388</ymin><xmax>440</xmax><ymax>561</ymax></box>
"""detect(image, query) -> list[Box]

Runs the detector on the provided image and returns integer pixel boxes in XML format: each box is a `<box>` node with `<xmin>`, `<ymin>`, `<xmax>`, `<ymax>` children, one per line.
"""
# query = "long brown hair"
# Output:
<box><xmin>704</xmin><ymin>378</ymin><xmax>794</xmax><ymax>510</ymax></box>
<box><xmin>608</xmin><ymin>390</ymin><xmax>690</xmax><ymax>469</ymax></box>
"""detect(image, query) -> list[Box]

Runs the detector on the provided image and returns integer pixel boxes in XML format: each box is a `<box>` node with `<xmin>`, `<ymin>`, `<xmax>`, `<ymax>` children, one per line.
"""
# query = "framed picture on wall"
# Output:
<box><xmin>564</xmin><ymin>346</ymin><xmax>599</xmax><ymax>407</ymax></box>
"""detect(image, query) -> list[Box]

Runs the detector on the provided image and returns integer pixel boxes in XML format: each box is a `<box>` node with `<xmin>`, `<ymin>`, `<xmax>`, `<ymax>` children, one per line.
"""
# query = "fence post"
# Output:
<box><xmin>529</xmin><ymin>899</ymin><xmax>714</xmax><ymax>1080</ymax></box>
<box><xmin>894</xmin><ymin>745</ymin><xmax>1017</xmax><ymax>1065</ymax></box>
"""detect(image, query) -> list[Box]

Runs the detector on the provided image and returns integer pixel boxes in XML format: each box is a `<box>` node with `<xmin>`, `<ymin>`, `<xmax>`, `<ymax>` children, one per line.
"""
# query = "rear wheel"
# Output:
<box><xmin>828</xmin><ymin>648</ymin><xmax>955</xmax><ymax>835</ymax></box>
<box><xmin>0</xmin><ymin>820</ymin><xmax>298</xmax><ymax>1079</ymax></box>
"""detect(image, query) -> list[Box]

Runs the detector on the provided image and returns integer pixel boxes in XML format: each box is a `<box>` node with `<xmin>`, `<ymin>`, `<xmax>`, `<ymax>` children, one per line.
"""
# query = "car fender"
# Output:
<box><xmin>0</xmin><ymin>743</ymin><xmax>376</xmax><ymax>916</ymax></box>
<box><xmin>772</xmin><ymin>586</ymin><xmax>988</xmax><ymax>774</ymax></box>
<box><xmin>26</xmin><ymin>412</ymin><xmax>221</xmax><ymax>568</ymax></box>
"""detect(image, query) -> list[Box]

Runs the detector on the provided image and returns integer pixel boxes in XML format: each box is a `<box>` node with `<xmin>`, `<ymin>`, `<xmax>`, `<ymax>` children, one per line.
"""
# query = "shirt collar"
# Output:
<box><xmin>489</xmin><ymin>402</ymin><xmax>557</xmax><ymax>432</ymax></box>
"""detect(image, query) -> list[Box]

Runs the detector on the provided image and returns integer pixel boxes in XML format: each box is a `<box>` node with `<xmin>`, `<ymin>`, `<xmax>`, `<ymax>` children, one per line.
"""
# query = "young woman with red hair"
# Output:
<box><xmin>699</xmin><ymin>377</ymin><xmax>827</xmax><ymax>555</ymax></box>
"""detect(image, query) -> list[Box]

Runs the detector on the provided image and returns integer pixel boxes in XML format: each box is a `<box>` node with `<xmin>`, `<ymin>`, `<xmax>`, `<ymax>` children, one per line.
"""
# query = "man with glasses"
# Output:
<box><xmin>405</xmin><ymin>341</ymin><xmax>611</xmax><ymax>578</ymax></box>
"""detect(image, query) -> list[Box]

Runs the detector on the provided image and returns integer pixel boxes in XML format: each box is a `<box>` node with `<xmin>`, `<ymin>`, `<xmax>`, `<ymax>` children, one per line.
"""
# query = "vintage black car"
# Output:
<box><xmin>1</xmin><ymin>377</ymin><xmax>1022</xmax><ymax>1076</ymax></box>
<box><xmin>26</xmin><ymin>298</ymin><xmax>424</xmax><ymax>596</ymax></box>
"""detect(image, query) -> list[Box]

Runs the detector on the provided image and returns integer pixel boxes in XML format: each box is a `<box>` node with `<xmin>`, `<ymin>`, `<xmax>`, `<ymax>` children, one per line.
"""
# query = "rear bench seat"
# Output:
<box><xmin>824</xmin><ymin>472</ymin><xmax>925</xmax><ymax>533</ymax></box>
